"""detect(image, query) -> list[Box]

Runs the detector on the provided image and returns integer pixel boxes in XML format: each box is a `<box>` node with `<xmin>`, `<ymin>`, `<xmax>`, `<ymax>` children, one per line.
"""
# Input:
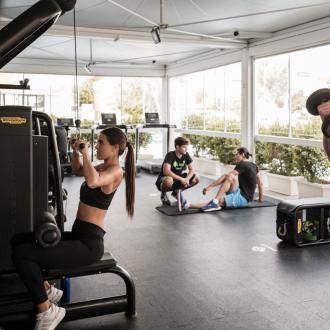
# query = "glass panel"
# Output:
<box><xmin>289</xmin><ymin>46</ymin><xmax>330</xmax><ymax>139</ymax></box>
<box><xmin>255</xmin><ymin>54</ymin><xmax>289</xmax><ymax>136</ymax></box>
<box><xmin>224</xmin><ymin>63</ymin><xmax>241</xmax><ymax>133</ymax></box>
<box><xmin>169</xmin><ymin>76</ymin><xmax>187</xmax><ymax>129</ymax></box>
<box><xmin>204</xmin><ymin>67</ymin><xmax>225</xmax><ymax>131</ymax></box>
<box><xmin>169</xmin><ymin>63</ymin><xmax>241</xmax><ymax>133</ymax></box>
<box><xmin>186</xmin><ymin>71</ymin><xmax>204</xmax><ymax>130</ymax></box>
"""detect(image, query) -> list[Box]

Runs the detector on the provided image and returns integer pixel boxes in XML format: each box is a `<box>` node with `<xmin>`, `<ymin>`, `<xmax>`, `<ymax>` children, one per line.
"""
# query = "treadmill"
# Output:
<box><xmin>136</xmin><ymin>112</ymin><xmax>176</xmax><ymax>174</ymax></box>
<box><xmin>91</xmin><ymin>113</ymin><xmax>135</xmax><ymax>161</ymax></box>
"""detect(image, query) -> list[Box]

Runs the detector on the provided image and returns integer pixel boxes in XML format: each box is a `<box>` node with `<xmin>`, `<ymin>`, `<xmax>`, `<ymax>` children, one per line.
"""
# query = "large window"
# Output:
<box><xmin>255</xmin><ymin>45</ymin><xmax>330</xmax><ymax>139</ymax></box>
<box><xmin>169</xmin><ymin>63</ymin><xmax>242</xmax><ymax>132</ymax></box>
<box><xmin>0</xmin><ymin>73</ymin><xmax>162</xmax><ymax>127</ymax></box>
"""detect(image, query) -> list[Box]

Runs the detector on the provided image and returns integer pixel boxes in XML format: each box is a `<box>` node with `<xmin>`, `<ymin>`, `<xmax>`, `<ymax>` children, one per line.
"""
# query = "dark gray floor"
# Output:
<box><xmin>59</xmin><ymin>172</ymin><xmax>330</xmax><ymax>330</ymax></box>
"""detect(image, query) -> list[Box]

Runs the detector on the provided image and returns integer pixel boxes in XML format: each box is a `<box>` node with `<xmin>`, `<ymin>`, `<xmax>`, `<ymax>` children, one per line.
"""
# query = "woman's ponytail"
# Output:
<box><xmin>124</xmin><ymin>142</ymin><xmax>136</xmax><ymax>218</ymax></box>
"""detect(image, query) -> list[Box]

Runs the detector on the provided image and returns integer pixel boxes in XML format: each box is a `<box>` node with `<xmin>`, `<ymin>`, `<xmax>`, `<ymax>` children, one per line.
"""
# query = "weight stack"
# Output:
<box><xmin>0</xmin><ymin>106</ymin><xmax>33</xmax><ymax>272</ymax></box>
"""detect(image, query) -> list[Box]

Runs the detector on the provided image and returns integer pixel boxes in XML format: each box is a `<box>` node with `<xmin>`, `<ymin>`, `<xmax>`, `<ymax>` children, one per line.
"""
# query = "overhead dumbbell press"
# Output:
<box><xmin>306</xmin><ymin>88</ymin><xmax>330</xmax><ymax>137</ymax></box>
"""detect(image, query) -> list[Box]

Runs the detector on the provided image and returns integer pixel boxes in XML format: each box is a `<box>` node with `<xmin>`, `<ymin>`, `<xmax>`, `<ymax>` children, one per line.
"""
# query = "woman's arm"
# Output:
<box><xmin>80</xmin><ymin>145</ymin><xmax>122</xmax><ymax>189</ymax></box>
<box><xmin>71</xmin><ymin>141</ymin><xmax>84</xmax><ymax>176</ymax></box>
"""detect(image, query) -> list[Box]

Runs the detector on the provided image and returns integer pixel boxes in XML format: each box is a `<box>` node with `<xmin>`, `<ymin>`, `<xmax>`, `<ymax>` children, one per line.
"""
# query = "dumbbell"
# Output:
<box><xmin>35</xmin><ymin>211</ymin><xmax>61</xmax><ymax>248</ymax></box>
<box><xmin>306</xmin><ymin>88</ymin><xmax>330</xmax><ymax>137</ymax></box>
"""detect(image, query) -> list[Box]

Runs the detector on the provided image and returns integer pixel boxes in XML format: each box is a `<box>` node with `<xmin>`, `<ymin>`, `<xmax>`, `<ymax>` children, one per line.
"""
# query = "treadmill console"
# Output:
<box><xmin>101</xmin><ymin>113</ymin><xmax>117</xmax><ymax>125</ymax></box>
<box><xmin>145</xmin><ymin>112</ymin><xmax>160</xmax><ymax>125</ymax></box>
<box><xmin>57</xmin><ymin>118</ymin><xmax>74</xmax><ymax>127</ymax></box>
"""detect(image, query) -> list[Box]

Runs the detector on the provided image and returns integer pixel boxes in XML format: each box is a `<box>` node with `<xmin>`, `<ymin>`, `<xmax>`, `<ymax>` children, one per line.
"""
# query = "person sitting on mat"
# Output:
<box><xmin>155</xmin><ymin>136</ymin><xmax>200</xmax><ymax>211</ymax></box>
<box><xmin>11</xmin><ymin>127</ymin><xmax>135</xmax><ymax>330</ymax></box>
<box><xmin>183</xmin><ymin>147</ymin><xmax>263</xmax><ymax>212</ymax></box>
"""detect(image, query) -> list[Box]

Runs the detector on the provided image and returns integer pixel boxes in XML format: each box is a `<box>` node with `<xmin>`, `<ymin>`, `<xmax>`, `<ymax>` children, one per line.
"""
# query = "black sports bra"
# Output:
<box><xmin>80</xmin><ymin>181</ymin><xmax>116</xmax><ymax>210</ymax></box>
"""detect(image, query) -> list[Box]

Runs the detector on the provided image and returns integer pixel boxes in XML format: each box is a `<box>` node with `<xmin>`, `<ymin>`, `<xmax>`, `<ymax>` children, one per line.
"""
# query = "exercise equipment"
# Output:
<box><xmin>0</xmin><ymin>253</ymin><xmax>136</xmax><ymax>327</ymax></box>
<box><xmin>35</xmin><ymin>211</ymin><xmax>61</xmax><ymax>248</ymax></box>
<box><xmin>0</xmin><ymin>106</ymin><xmax>64</xmax><ymax>270</ymax></box>
<box><xmin>0</xmin><ymin>0</ymin><xmax>76</xmax><ymax>68</ymax></box>
<box><xmin>136</xmin><ymin>113</ymin><xmax>176</xmax><ymax>174</ymax></box>
<box><xmin>306</xmin><ymin>88</ymin><xmax>330</xmax><ymax>137</ymax></box>
<box><xmin>156</xmin><ymin>200</ymin><xmax>276</xmax><ymax>216</ymax></box>
<box><xmin>71</xmin><ymin>119</ymin><xmax>86</xmax><ymax>150</ymax></box>
<box><xmin>0</xmin><ymin>107</ymin><xmax>137</xmax><ymax>326</ymax></box>
<box><xmin>55</xmin><ymin>118</ymin><xmax>86</xmax><ymax>175</ymax></box>
<box><xmin>0</xmin><ymin>1</ymin><xmax>136</xmax><ymax>326</ymax></box>
<box><xmin>276</xmin><ymin>197</ymin><xmax>330</xmax><ymax>246</ymax></box>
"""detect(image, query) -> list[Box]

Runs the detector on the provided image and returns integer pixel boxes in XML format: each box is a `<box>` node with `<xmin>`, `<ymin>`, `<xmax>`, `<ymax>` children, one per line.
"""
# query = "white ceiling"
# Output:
<box><xmin>1</xmin><ymin>0</ymin><xmax>330</xmax><ymax>73</ymax></box>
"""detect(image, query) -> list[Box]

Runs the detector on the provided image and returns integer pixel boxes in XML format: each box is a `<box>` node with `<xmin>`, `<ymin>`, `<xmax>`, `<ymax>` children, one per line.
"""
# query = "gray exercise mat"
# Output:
<box><xmin>156</xmin><ymin>200</ymin><xmax>276</xmax><ymax>216</ymax></box>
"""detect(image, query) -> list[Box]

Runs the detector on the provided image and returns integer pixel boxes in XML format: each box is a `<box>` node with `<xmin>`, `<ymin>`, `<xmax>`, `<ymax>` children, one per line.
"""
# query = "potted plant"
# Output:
<box><xmin>294</xmin><ymin>146</ymin><xmax>330</xmax><ymax>198</ymax></box>
<box><xmin>264</xmin><ymin>143</ymin><xmax>303</xmax><ymax>196</ymax></box>
<box><xmin>183</xmin><ymin>134</ymin><xmax>240</xmax><ymax>176</ymax></box>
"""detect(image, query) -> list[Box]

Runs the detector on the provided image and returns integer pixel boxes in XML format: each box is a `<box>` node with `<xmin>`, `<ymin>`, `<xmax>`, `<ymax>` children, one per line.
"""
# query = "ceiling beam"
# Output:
<box><xmin>44</xmin><ymin>24</ymin><xmax>247</xmax><ymax>49</ymax></box>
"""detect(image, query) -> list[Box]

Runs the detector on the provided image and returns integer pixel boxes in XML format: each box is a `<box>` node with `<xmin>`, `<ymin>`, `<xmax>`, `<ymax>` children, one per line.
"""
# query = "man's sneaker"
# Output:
<box><xmin>201</xmin><ymin>200</ymin><xmax>222</xmax><ymax>212</ymax></box>
<box><xmin>47</xmin><ymin>284</ymin><xmax>63</xmax><ymax>304</ymax></box>
<box><xmin>180</xmin><ymin>191</ymin><xmax>190</xmax><ymax>210</ymax></box>
<box><xmin>35</xmin><ymin>303</ymin><xmax>65</xmax><ymax>330</ymax></box>
<box><xmin>160</xmin><ymin>192</ymin><xmax>171</xmax><ymax>206</ymax></box>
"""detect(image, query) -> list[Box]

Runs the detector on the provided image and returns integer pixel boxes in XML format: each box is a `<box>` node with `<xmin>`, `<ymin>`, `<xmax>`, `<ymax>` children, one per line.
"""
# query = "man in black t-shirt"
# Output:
<box><xmin>156</xmin><ymin>136</ymin><xmax>200</xmax><ymax>209</ymax></box>
<box><xmin>187</xmin><ymin>147</ymin><xmax>264</xmax><ymax>212</ymax></box>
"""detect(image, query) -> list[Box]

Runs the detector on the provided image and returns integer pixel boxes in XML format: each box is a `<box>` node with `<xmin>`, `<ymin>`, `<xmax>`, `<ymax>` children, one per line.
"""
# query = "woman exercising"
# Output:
<box><xmin>11</xmin><ymin>127</ymin><xmax>135</xmax><ymax>330</ymax></box>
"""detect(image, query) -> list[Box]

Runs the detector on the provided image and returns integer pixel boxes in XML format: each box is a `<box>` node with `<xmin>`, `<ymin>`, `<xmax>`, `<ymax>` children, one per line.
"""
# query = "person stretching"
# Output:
<box><xmin>185</xmin><ymin>147</ymin><xmax>263</xmax><ymax>212</ymax></box>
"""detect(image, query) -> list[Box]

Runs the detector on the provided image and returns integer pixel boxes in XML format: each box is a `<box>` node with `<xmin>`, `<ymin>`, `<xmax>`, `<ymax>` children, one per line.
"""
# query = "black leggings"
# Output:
<box><xmin>11</xmin><ymin>219</ymin><xmax>105</xmax><ymax>305</ymax></box>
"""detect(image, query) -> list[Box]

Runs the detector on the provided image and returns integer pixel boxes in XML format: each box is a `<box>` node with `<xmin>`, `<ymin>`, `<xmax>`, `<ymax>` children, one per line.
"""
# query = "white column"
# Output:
<box><xmin>241</xmin><ymin>48</ymin><xmax>255</xmax><ymax>158</ymax></box>
<box><xmin>161</xmin><ymin>75</ymin><xmax>171</xmax><ymax>156</ymax></box>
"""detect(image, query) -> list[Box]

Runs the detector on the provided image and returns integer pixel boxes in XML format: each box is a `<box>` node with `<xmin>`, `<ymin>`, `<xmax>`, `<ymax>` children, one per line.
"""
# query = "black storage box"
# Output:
<box><xmin>276</xmin><ymin>197</ymin><xmax>330</xmax><ymax>246</ymax></box>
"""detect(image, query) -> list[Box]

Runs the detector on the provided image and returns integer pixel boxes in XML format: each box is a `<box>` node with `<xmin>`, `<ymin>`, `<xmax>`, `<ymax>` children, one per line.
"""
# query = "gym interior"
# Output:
<box><xmin>2</xmin><ymin>1</ymin><xmax>330</xmax><ymax>329</ymax></box>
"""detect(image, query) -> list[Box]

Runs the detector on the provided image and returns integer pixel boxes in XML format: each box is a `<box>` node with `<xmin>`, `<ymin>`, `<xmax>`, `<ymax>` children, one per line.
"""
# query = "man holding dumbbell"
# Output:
<box><xmin>317</xmin><ymin>101</ymin><xmax>330</xmax><ymax>160</ymax></box>
<box><xmin>306</xmin><ymin>89</ymin><xmax>330</xmax><ymax>160</ymax></box>
<box><xmin>11</xmin><ymin>127</ymin><xmax>136</xmax><ymax>330</ymax></box>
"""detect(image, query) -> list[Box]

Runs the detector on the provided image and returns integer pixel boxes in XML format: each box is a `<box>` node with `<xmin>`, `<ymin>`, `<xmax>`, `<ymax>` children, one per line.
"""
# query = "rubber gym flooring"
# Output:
<box><xmin>31</xmin><ymin>173</ymin><xmax>330</xmax><ymax>329</ymax></box>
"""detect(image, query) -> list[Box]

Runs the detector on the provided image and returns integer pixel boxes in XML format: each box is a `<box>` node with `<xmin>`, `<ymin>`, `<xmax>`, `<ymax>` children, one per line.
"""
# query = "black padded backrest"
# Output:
<box><xmin>55</xmin><ymin>126</ymin><xmax>68</xmax><ymax>163</ymax></box>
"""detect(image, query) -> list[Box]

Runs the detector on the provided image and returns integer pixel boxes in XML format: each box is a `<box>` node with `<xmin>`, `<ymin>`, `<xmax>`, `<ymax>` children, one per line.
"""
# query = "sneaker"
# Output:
<box><xmin>180</xmin><ymin>191</ymin><xmax>190</xmax><ymax>210</ymax></box>
<box><xmin>160</xmin><ymin>191</ymin><xmax>171</xmax><ymax>206</ymax></box>
<box><xmin>201</xmin><ymin>200</ymin><xmax>222</xmax><ymax>212</ymax></box>
<box><xmin>35</xmin><ymin>303</ymin><xmax>66</xmax><ymax>330</ymax></box>
<box><xmin>47</xmin><ymin>284</ymin><xmax>63</xmax><ymax>304</ymax></box>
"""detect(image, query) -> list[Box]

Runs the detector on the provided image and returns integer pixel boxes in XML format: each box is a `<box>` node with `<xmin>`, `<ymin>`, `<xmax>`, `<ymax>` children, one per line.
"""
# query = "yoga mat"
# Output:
<box><xmin>156</xmin><ymin>200</ymin><xmax>276</xmax><ymax>216</ymax></box>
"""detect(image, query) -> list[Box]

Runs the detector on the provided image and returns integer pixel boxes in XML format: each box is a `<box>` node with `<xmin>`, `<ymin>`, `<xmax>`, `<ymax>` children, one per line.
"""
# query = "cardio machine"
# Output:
<box><xmin>136</xmin><ymin>112</ymin><xmax>176</xmax><ymax>174</ymax></box>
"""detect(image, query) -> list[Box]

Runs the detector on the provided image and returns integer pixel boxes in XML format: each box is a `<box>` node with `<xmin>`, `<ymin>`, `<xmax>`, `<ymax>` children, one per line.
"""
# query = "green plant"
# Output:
<box><xmin>127</xmin><ymin>132</ymin><xmax>151</xmax><ymax>150</ymax></box>
<box><xmin>208</xmin><ymin>137</ymin><xmax>240</xmax><ymax>164</ymax></box>
<box><xmin>256</xmin><ymin>142</ymin><xmax>299</xmax><ymax>176</ymax></box>
<box><xmin>79</xmin><ymin>79</ymin><xmax>94</xmax><ymax>105</ymax></box>
<box><xmin>255</xmin><ymin>141</ymin><xmax>273</xmax><ymax>170</ymax></box>
<box><xmin>183</xmin><ymin>134</ymin><xmax>208</xmax><ymax>157</ymax></box>
<box><xmin>182</xmin><ymin>134</ymin><xmax>240</xmax><ymax>164</ymax></box>
<box><xmin>255</xmin><ymin>142</ymin><xmax>330</xmax><ymax>180</ymax></box>
<box><xmin>293</xmin><ymin>146</ymin><xmax>330</xmax><ymax>183</ymax></box>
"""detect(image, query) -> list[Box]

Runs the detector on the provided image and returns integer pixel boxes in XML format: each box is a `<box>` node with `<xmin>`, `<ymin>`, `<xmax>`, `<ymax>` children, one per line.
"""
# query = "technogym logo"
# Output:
<box><xmin>0</xmin><ymin>116</ymin><xmax>27</xmax><ymax>125</ymax></box>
